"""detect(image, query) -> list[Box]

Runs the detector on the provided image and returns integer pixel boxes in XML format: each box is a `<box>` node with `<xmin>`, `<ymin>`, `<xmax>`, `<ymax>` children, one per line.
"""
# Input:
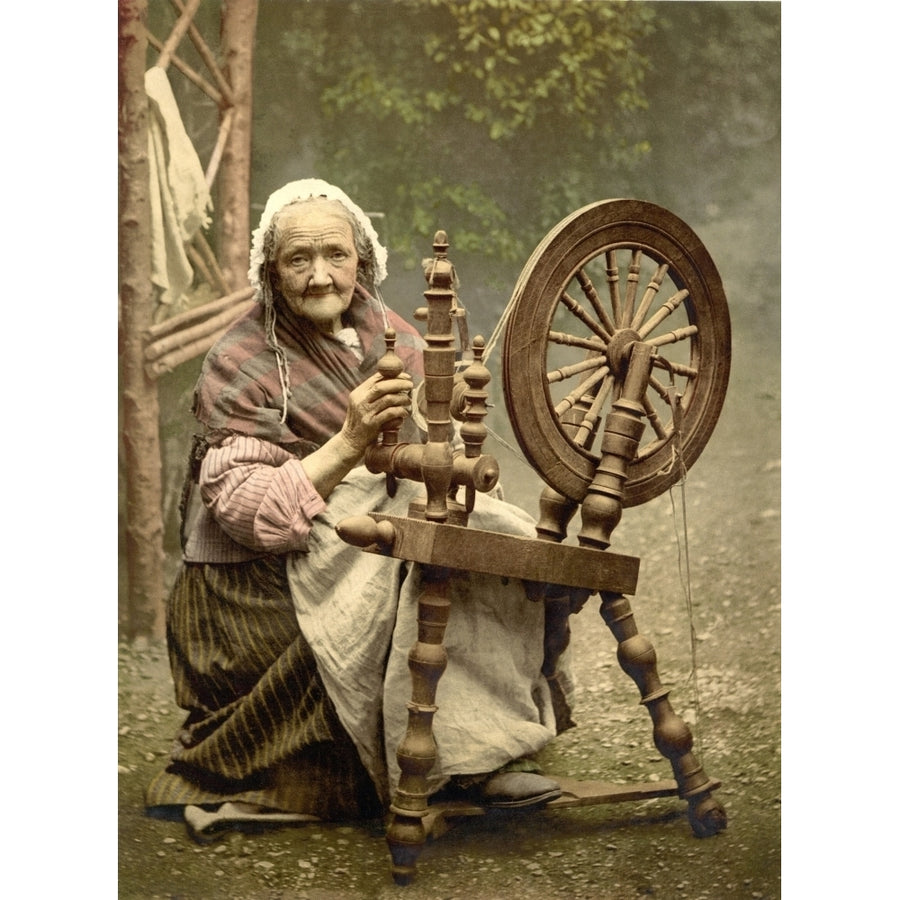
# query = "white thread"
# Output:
<box><xmin>482</xmin><ymin>292</ymin><xmax>518</xmax><ymax>364</ymax></box>
<box><xmin>373</xmin><ymin>285</ymin><xmax>391</xmax><ymax>332</ymax></box>
<box><xmin>666</xmin><ymin>413</ymin><xmax>705</xmax><ymax>762</ymax></box>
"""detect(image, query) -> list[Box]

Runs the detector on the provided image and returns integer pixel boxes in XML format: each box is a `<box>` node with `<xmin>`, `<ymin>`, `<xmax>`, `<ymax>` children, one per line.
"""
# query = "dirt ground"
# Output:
<box><xmin>118</xmin><ymin>201</ymin><xmax>781</xmax><ymax>898</ymax></box>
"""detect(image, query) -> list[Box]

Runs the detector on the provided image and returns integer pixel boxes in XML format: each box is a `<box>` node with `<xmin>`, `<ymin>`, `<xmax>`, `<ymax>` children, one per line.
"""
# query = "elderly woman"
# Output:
<box><xmin>146</xmin><ymin>180</ymin><xmax>570</xmax><ymax>841</ymax></box>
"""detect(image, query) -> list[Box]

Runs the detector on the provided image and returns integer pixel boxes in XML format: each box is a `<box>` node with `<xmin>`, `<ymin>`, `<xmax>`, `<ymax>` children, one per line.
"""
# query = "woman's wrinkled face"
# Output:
<box><xmin>271</xmin><ymin>199</ymin><xmax>359</xmax><ymax>335</ymax></box>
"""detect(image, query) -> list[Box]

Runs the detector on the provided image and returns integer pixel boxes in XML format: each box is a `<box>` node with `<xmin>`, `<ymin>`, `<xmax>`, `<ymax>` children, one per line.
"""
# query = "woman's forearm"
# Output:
<box><xmin>298</xmin><ymin>430</ymin><xmax>366</xmax><ymax>500</ymax></box>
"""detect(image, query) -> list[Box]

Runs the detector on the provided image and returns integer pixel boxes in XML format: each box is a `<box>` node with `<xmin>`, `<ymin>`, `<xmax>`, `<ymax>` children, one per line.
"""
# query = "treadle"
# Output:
<box><xmin>420</xmin><ymin>775</ymin><xmax>717</xmax><ymax>840</ymax></box>
<box><xmin>548</xmin><ymin>775</ymin><xmax>683</xmax><ymax>807</ymax></box>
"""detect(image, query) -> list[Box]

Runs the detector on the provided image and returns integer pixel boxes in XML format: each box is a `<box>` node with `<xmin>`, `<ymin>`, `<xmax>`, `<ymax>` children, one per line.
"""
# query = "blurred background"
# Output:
<box><xmin>134</xmin><ymin>0</ymin><xmax>780</xmax><ymax>609</ymax></box>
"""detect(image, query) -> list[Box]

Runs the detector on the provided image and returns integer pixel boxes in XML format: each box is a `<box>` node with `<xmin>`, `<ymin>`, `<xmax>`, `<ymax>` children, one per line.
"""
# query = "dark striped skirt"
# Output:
<box><xmin>144</xmin><ymin>557</ymin><xmax>383</xmax><ymax>820</ymax></box>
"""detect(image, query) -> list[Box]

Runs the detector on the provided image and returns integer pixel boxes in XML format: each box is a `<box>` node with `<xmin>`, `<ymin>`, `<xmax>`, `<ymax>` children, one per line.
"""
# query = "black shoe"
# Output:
<box><xmin>468</xmin><ymin>772</ymin><xmax>562</xmax><ymax>809</ymax></box>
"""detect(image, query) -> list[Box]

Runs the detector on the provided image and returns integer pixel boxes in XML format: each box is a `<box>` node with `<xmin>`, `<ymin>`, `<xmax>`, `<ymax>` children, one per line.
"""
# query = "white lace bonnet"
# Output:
<box><xmin>247</xmin><ymin>178</ymin><xmax>389</xmax><ymax>297</ymax></box>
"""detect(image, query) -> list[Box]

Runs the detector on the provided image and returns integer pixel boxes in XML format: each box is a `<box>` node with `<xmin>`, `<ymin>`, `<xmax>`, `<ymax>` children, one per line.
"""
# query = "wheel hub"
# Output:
<box><xmin>606</xmin><ymin>328</ymin><xmax>642</xmax><ymax>379</ymax></box>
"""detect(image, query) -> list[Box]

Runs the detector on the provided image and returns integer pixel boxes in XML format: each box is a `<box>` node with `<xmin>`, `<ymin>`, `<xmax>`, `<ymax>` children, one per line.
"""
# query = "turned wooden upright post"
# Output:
<box><xmin>416</xmin><ymin>231</ymin><xmax>456</xmax><ymax>523</ymax></box>
<box><xmin>386</xmin><ymin>232</ymin><xmax>463</xmax><ymax>885</ymax></box>
<box><xmin>457</xmin><ymin>335</ymin><xmax>490</xmax><ymax>512</ymax></box>
<box><xmin>387</xmin><ymin>565</ymin><xmax>452</xmax><ymax>884</ymax></box>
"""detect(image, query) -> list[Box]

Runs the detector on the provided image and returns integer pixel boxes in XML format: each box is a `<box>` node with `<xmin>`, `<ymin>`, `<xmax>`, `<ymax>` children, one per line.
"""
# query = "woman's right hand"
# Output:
<box><xmin>300</xmin><ymin>372</ymin><xmax>413</xmax><ymax>501</ymax></box>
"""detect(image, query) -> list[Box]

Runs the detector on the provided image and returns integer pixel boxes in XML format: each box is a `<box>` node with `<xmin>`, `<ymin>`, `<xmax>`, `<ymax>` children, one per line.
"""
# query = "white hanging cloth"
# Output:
<box><xmin>145</xmin><ymin>66</ymin><xmax>212</xmax><ymax>320</ymax></box>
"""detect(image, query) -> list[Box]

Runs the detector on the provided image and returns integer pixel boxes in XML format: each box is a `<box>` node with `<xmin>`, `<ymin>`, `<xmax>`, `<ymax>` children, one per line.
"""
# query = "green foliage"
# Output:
<box><xmin>253</xmin><ymin>0</ymin><xmax>657</xmax><ymax>268</ymax></box>
<box><xmin>416</xmin><ymin>0</ymin><xmax>653</xmax><ymax>141</ymax></box>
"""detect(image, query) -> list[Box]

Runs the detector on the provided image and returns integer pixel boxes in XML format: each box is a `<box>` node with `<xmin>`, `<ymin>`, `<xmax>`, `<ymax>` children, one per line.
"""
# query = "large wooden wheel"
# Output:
<box><xmin>502</xmin><ymin>199</ymin><xmax>730</xmax><ymax>506</ymax></box>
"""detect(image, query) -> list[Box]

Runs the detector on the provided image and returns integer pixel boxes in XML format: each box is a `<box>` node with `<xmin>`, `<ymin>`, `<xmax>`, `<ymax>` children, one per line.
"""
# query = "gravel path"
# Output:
<box><xmin>118</xmin><ymin>370</ymin><xmax>780</xmax><ymax>898</ymax></box>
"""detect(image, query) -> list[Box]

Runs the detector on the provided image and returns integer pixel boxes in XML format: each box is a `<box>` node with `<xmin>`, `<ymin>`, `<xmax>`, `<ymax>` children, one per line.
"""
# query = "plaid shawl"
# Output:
<box><xmin>193</xmin><ymin>287</ymin><xmax>425</xmax><ymax>450</ymax></box>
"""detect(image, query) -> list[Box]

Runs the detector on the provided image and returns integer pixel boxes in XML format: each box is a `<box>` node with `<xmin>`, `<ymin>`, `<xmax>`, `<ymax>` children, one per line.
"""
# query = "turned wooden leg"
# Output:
<box><xmin>386</xmin><ymin>565</ymin><xmax>451</xmax><ymax>885</ymax></box>
<box><xmin>599</xmin><ymin>590</ymin><xmax>727</xmax><ymax>837</ymax></box>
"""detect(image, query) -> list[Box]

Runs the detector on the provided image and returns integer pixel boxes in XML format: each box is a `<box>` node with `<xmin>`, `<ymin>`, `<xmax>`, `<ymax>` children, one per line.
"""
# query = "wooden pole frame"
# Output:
<box><xmin>119</xmin><ymin>0</ymin><xmax>165</xmax><ymax>639</ymax></box>
<box><xmin>218</xmin><ymin>0</ymin><xmax>257</xmax><ymax>291</ymax></box>
<box><xmin>119</xmin><ymin>0</ymin><xmax>257</xmax><ymax>640</ymax></box>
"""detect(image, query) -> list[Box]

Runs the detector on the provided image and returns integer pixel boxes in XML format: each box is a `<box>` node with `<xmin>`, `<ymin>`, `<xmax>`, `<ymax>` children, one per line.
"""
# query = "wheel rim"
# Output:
<box><xmin>502</xmin><ymin>199</ymin><xmax>731</xmax><ymax>507</ymax></box>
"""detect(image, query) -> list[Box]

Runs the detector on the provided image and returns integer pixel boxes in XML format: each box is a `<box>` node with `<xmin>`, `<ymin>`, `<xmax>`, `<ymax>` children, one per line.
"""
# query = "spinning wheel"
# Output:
<box><xmin>503</xmin><ymin>199</ymin><xmax>730</xmax><ymax>506</ymax></box>
<box><xmin>338</xmin><ymin>206</ymin><xmax>730</xmax><ymax>886</ymax></box>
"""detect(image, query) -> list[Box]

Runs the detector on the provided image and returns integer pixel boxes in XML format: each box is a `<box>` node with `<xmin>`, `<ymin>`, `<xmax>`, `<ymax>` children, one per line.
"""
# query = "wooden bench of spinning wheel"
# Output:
<box><xmin>336</xmin><ymin>199</ymin><xmax>731</xmax><ymax>885</ymax></box>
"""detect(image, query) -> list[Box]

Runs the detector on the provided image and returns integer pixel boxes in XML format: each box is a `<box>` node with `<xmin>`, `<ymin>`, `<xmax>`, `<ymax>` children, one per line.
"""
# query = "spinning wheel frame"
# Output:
<box><xmin>502</xmin><ymin>199</ymin><xmax>731</xmax><ymax>507</ymax></box>
<box><xmin>341</xmin><ymin>217</ymin><xmax>729</xmax><ymax>884</ymax></box>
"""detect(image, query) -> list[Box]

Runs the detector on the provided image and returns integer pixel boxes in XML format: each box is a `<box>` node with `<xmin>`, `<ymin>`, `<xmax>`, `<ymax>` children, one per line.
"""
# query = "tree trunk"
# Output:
<box><xmin>119</xmin><ymin>0</ymin><xmax>165</xmax><ymax>640</ymax></box>
<box><xmin>219</xmin><ymin>0</ymin><xmax>258</xmax><ymax>291</ymax></box>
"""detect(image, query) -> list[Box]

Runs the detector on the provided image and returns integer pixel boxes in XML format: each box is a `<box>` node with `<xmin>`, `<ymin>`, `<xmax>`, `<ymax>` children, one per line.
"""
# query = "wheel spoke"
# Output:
<box><xmin>647</xmin><ymin>375</ymin><xmax>696</xmax><ymax>407</ymax></box>
<box><xmin>575</xmin><ymin>268</ymin><xmax>617</xmax><ymax>337</ymax></box>
<box><xmin>604</xmin><ymin>250</ymin><xmax>622</xmax><ymax>327</ymax></box>
<box><xmin>647</xmin><ymin>373</ymin><xmax>677</xmax><ymax>404</ymax></box>
<box><xmin>560</xmin><ymin>291</ymin><xmax>611</xmax><ymax>342</ymax></box>
<box><xmin>644</xmin><ymin>323</ymin><xmax>698</xmax><ymax>347</ymax></box>
<box><xmin>621</xmin><ymin>249</ymin><xmax>642</xmax><ymax>326</ymax></box>
<box><xmin>547</xmin><ymin>354</ymin><xmax>609</xmax><ymax>385</ymax></box>
<box><xmin>641</xmin><ymin>393</ymin><xmax>671</xmax><ymax>442</ymax></box>
<box><xmin>548</xmin><ymin>330</ymin><xmax>607</xmax><ymax>353</ymax></box>
<box><xmin>652</xmin><ymin>356</ymin><xmax>698</xmax><ymax>379</ymax></box>
<box><xmin>630</xmin><ymin>262</ymin><xmax>669</xmax><ymax>330</ymax></box>
<box><xmin>637</xmin><ymin>288</ymin><xmax>690</xmax><ymax>339</ymax></box>
<box><xmin>553</xmin><ymin>364</ymin><xmax>610</xmax><ymax>417</ymax></box>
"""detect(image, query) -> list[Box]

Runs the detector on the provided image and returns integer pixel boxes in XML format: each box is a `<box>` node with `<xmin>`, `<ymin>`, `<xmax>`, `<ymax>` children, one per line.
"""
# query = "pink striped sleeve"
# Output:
<box><xmin>199</xmin><ymin>434</ymin><xmax>327</xmax><ymax>553</ymax></box>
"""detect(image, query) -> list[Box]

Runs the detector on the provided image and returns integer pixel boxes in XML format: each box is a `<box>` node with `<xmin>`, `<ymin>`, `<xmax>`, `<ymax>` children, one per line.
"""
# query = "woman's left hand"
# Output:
<box><xmin>340</xmin><ymin>371</ymin><xmax>414</xmax><ymax>456</ymax></box>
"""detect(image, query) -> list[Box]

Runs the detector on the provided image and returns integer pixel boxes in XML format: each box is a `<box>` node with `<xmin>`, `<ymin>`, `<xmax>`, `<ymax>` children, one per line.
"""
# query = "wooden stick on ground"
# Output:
<box><xmin>146</xmin><ymin>317</ymin><xmax>249</xmax><ymax>377</ymax></box>
<box><xmin>144</xmin><ymin>285</ymin><xmax>255</xmax><ymax>342</ymax></box>
<box><xmin>145</xmin><ymin>299</ymin><xmax>254</xmax><ymax>365</ymax></box>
